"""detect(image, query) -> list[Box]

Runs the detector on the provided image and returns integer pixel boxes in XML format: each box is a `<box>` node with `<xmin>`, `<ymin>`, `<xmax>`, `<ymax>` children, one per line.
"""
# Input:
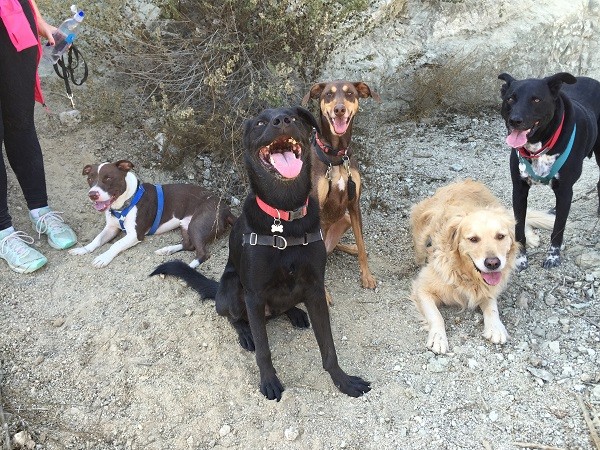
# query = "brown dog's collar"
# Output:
<box><xmin>313</xmin><ymin>130</ymin><xmax>348</xmax><ymax>157</ymax></box>
<box><xmin>255</xmin><ymin>196</ymin><xmax>309</xmax><ymax>221</ymax></box>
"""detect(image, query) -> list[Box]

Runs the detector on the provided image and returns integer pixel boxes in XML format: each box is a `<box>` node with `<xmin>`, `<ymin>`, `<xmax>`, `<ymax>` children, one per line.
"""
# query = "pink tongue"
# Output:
<box><xmin>333</xmin><ymin>117</ymin><xmax>349</xmax><ymax>135</ymax></box>
<box><xmin>506</xmin><ymin>129</ymin><xmax>529</xmax><ymax>148</ymax></box>
<box><xmin>93</xmin><ymin>200</ymin><xmax>112</xmax><ymax>211</ymax></box>
<box><xmin>482</xmin><ymin>271</ymin><xmax>502</xmax><ymax>286</ymax></box>
<box><xmin>271</xmin><ymin>151</ymin><xmax>303</xmax><ymax>178</ymax></box>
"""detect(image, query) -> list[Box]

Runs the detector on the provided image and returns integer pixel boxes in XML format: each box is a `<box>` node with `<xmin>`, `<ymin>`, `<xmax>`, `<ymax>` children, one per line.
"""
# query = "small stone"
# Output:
<box><xmin>12</xmin><ymin>430</ymin><xmax>35</xmax><ymax>449</ymax></box>
<box><xmin>58</xmin><ymin>109</ymin><xmax>82</xmax><ymax>127</ymax></box>
<box><xmin>219</xmin><ymin>425</ymin><xmax>231</xmax><ymax>437</ymax></box>
<box><xmin>184</xmin><ymin>309</ymin><xmax>193</xmax><ymax>317</ymax></box>
<box><xmin>284</xmin><ymin>426</ymin><xmax>299</xmax><ymax>441</ymax></box>
<box><xmin>52</xmin><ymin>318</ymin><xmax>65</xmax><ymax>328</ymax></box>
<box><xmin>467</xmin><ymin>358</ymin><xmax>478</xmax><ymax>369</ymax></box>
<box><xmin>591</xmin><ymin>385</ymin><xmax>600</xmax><ymax>402</ymax></box>
<box><xmin>427</xmin><ymin>357</ymin><xmax>449</xmax><ymax>373</ymax></box>
<box><xmin>544</xmin><ymin>293</ymin><xmax>557</xmax><ymax>306</ymax></box>
<box><xmin>548</xmin><ymin>341</ymin><xmax>560</xmax><ymax>354</ymax></box>
<box><xmin>449</xmin><ymin>164</ymin><xmax>463</xmax><ymax>172</ymax></box>
<box><xmin>516</xmin><ymin>292</ymin><xmax>529</xmax><ymax>309</ymax></box>
<box><xmin>489</xmin><ymin>410</ymin><xmax>499</xmax><ymax>422</ymax></box>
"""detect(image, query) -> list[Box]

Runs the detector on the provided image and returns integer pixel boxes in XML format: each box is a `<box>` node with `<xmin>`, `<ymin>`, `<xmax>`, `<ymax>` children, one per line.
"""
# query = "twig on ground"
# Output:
<box><xmin>576</xmin><ymin>393</ymin><xmax>600</xmax><ymax>450</ymax></box>
<box><xmin>0</xmin><ymin>378</ymin><xmax>11</xmax><ymax>450</ymax></box>
<box><xmin>513</xmin><ymin>443</ymin><xmax>564</xmax><ymax>450</ymax></box>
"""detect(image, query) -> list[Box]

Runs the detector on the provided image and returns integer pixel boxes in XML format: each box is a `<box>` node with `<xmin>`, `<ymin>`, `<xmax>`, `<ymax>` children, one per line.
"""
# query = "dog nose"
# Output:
<box><xmin>334</xmin><ymin>104</ymin><xmax>346</xmax><ymax>116</ymax></box>
<box><xmin>508</xmin><ymin>117</ymin><xmax>523</xmax><ymax>128</ymax></box>
<box><xmin>484</xmin><ymin>257</ymin><xmax>501</xmax><ymax>270</ymax></box>
<box><xmin>271</xmin><ymin>114</ymin><xmax>293</xmax><ymax>129</ymax></box>
<box><xmin>89</xmin><ymin>190</ymin><xmax>99</xmax><ymax>201</ymax></box>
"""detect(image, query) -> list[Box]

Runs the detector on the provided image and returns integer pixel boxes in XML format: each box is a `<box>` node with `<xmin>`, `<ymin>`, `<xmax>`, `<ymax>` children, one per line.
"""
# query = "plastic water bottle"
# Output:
<box><xmin>43</xmin><ymin>5</ymin><xmax>84</xmax><ymax>64</ymax></box>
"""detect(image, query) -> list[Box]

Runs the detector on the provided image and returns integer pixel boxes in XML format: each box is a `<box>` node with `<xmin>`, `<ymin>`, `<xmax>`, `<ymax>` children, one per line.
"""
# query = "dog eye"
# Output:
<box><xmin>496</xmin><ymin>233</ymin><xmax>506</xmax><ymax>240</ymax></box>
<box><xmin>507</xmin><ymin>96</ymin><xmax>515</xmax><ymax>104</ymax></box>
<box><xmin>532</xmin><ymin>97</ymin><xmax>540</xmax><ymax>103</ymax></box>
<box><xmin>256</xmin><ymin>120</ymin><xmax>266</xmax><ymax>127</ymax></box>
<box><xmin>468</xmin><ymin>236</ymin><xmax>480</xmax><ymax>243</ymax></box>
<box><xmin>104</xmin><ymin>176</ymin><xmax>111</xmax><ymax>182</ymax></box>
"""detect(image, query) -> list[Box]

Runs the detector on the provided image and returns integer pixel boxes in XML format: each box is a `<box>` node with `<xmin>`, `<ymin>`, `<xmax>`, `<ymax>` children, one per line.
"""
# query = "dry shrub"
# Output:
<box><xmin>101</xmin><ymin>0</ymin><xmax>369</xmax><ymax>166</ymax></box>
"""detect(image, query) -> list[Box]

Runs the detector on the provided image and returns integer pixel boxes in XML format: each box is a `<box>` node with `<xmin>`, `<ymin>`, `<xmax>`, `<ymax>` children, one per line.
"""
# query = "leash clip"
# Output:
<box><xmin>271</xmin><ymin>208</ymin><xmax>283</xmax><ymax>233</ymax></box>
<box><xmin>342</xmin><ymin>155</ymin><xmax>350</xmax><ymax>172</ymax></box>
<box><xmin>67</xmin><ymin>93</ymin><xmax>75</xmax><ymax>109</ymax></box>
<box><xmin>325</xmin><ymin>164</ymin><xmax>333</xmax><ymax>181</ymax></box>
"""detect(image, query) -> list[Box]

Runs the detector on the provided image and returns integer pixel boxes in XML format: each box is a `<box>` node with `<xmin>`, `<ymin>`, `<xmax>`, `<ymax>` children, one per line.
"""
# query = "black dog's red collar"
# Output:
<box><xmin>517</xmin><ymin>113</ymin><xmax>565</xmax><ymax>159</ymax></box>
<box><xmin>255</xmin><ymin>196</ymin><xmax>309</xmax><ymax>221</ymax></box>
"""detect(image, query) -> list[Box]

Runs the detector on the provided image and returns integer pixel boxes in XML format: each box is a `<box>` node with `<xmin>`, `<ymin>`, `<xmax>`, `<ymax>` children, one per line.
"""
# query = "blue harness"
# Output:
<box><xmin>110</xmin><ymin>184</ymin><xmax>164</xmax><ymax>235</ymax></box>
<box><xmin>517</xmin><ymin>124</ymin><xmax>576</xmax><ymax>185</ymax></box>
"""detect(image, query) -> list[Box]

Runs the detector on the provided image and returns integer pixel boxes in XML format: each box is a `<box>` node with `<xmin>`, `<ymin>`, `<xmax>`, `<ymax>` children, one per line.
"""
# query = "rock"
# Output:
<box><xmin>284</xmin><ymin>426</ymin><xmax>299</xmax><ymax>441</ymax></box>
<box><xmin>544</xmin><ymin>293</ymin><xmax>557</xmax><ymax>306</ymax></box>
<box><xmin>548</xmin><ymin>341</ymin><xmax>560</xmax><ymax>354</ymax></box>
<box><xmin>591</xmin><ymin>385</ymin><xmax>600</xmax><ymax>402</ymax></box>
<box><xmin>52</xmin><ymin>317</ymin><xmax>65</xmax><ymax>328</ymax></box>
<box><xmin>576</xmin><ymin>251</ymin><xmax>600</xmax><ymax>270</ymax></box>
<box><xmin>516</xmin><ymin>292</ymin><xmax>529</xmax><ymax>309</ymax></box>
<box><xmin>527</xmin><ymin>367</ymin><xmax>554</xmax><ymax>383</ymax></box>
<box><xmin>489</xmin><ymin>410</ymin><xmax>499</xmax><ymax>422</ymax></box>
<box><xmin>58</xmin><ymin>109</ymin><xmax>81</xmax><ymax>127</ymax></box>
<box><xmin>12</xmin><ymin>430</ymin><xmax>35</xmax><ymax>449</ymax></box>
<box><xmin>427</xmin><ymin>357</ymin><xmax>449</xmax><ymax>373</ymax></box>
<box><xmin>219</xmin><ymin>425</ymin><xmax>231</xmax><ymax>437</ymax></box>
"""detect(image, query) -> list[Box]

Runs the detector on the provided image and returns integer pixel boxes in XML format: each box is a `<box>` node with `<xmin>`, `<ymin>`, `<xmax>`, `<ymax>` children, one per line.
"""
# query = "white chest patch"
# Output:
<box><xmin>337</xmin><ymin>176</ymin><xmax>346</xmax><ymax>191</ymax></box>
<box><xmin>519</xmin><ymin>153</ymin><xmax>559</xmax><ymax>185</ymax></box>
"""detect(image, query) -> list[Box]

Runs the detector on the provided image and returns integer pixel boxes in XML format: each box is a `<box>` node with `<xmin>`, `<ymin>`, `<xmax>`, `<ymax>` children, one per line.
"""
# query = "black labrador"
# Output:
<box><xmin>498</xmin><ymin>72</ymin><xmax>600</xmax><ymax>270</ymax></box>
<box><xmin>151</xmin><ymin>106</ymin><xmax>371</xmax><ymax>401</ymax></box>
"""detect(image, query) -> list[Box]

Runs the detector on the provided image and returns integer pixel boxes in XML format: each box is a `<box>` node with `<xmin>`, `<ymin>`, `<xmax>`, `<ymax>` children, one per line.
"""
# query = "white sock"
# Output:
<box><xmin>0</xmin><ymin>226</ymin><xmax>16</xmax><ymax>235</ymax></box>
<box><xmin>29</xmin><ymin>207</ymin><xmax>48</xmax><ymax>219</ymax></box>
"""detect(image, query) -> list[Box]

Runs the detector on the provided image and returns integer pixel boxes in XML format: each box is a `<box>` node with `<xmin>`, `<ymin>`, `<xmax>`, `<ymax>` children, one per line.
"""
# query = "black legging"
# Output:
<box><xmin>0</xmin><ymin>0</ymin><xmax>48</xmax><ymax>230</ymax></box>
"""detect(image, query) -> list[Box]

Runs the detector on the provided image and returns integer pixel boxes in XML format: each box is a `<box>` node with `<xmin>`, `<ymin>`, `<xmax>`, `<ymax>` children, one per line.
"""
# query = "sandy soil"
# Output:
<box><xmin>1</xmin><ymin>96</ymin><xmax>599</xmax><ymax>450</ymax></box>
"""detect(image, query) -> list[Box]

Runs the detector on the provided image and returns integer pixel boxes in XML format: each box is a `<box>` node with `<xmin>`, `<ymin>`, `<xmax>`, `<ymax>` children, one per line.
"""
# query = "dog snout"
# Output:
<box><xmin>334</xmin><ymin>103</ymin><xmax>347</xmax><ymax>117</ymax></box>
<box><xmin>88</xmin><ymin>190</ymin><xmax>100</xmax><ymax>201</ymax></box>
<box><xmin>484</xmin><ymin>257</ymin><xmax>501</xmax><ymax>270</ymax></box>
<box><xmin>508</xmin><ymin>117</ymin><xmax>523</xmax><ymax>128</ymax></box>
<box><xmin>271</xmin><ymin>114</ymin><xmax>293</xmax><ymax>129</ymax></box>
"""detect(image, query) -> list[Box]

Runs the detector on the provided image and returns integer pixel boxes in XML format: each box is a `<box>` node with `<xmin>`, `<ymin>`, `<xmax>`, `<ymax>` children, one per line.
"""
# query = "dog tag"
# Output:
<box><xmin>271</xmin><ymin>219</ymin><xmax>283</xmax><ymax>233</ymax></box>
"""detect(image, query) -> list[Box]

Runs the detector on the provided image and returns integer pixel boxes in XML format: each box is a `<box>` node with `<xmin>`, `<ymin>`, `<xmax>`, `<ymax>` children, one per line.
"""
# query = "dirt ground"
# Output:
<box><xmin>1</xmin><ymin>93</ymin><xmax>600</xmax><ymax>450</ymax></box>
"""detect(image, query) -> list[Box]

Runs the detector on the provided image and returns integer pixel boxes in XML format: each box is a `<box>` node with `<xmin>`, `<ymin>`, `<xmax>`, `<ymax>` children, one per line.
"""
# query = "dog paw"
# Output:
<box><xmin>361</xmin><ymin>273</ymin><xmax>376</xmax><ymax>289</ymax></box>
<box><xmin>483</xmin><ymin>321</ymin><xmax>508</xmax><ymax>345</ymax></box>
<box><xmin>237</xmin><ymin>329</ymin><xmax>255</xmax><ymax>352</ymax></box>
<box><xmin>426</xmin><ymin>329</ymin><xmax>449</xmax><ymax>354</ymax></box>
<box><xmin>516</xmin><ymin>252</ymin><xmax>529</xmax><ymax>272</ymax></box>
<box><xmin>260</xmin><ymin>375</ymin><xmax>284</xmax><ymax>401</ymax></box>
<box><xmin>542</xmin><ymin>246</ymin><xmax>561</xmax><ymax>269</ymax></box>
<box><xmin>285</xmin><ymin>307</ymin><xmax>310</xmax><ymax>328</ymax></box>
<box><xmin>92</xmin><ymin>253</ymin><xmax>114</xmax><ymax>268</ymax></box>
<box><xmin>155</xmin><ymin>244</ymin><xmax>183</xmax><ymax>256</ymax></box>
<box><xmin>69</xmin><ymin>247</ymin><xmax>90</xmax><ymax>256</ymax></box>
<box><xmin>334</xmin><ymin>374</ymin><xmax>371</xmax><ymax>398</ymax></box>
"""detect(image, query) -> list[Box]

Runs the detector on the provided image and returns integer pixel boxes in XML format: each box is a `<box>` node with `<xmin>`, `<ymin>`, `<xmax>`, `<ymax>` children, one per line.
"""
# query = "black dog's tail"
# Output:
<box><xmin>150</xmin><ymin>260</ymin><xmax>218</xmax><ymax>299</ymax></box>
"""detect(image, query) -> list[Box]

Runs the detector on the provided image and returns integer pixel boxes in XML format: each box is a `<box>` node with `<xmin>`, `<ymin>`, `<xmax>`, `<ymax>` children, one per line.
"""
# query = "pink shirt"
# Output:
<box><xmin>0</xmin><ymin>0</ymin><xmax>45</xmax><ymax>104</ymax></box>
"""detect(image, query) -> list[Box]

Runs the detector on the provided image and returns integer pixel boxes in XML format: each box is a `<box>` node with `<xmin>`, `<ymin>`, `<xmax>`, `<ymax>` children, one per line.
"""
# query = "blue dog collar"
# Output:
<box><xmin>110</xmin><ymin>184</ymin><xmax>164</xmax><ymax>235</ymax></box>
<box><xmin>518</xmin><ymin>123</ymin><xmax>576</xmax><ymax>185</ymax></box>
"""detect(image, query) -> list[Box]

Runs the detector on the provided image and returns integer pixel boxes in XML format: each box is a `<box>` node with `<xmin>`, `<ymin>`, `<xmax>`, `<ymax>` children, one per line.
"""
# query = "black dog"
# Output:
<box><xmin>499</xmin><ymin>72</ymin><xmax>600</xmax><ymax>270</ymax></box>
<box><xmin>151</xmin><ymin>106</ymin><xmax>370</xmax><ymax>401</ymax></box>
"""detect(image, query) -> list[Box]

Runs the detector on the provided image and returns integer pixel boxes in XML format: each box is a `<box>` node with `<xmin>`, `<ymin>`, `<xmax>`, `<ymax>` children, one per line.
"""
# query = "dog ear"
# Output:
<box><xmin>353</xmin><ymin>82</ymin><xmax>381</xmax><ymax>102</ymax></box>
<box><xmin>545</xmin><ymin>72</ymin><xmax>577</xmax><ymax>97</ymax></box>
<box><xmin>302</xmin><ymin>83</ymin><xmax>326</xmax><ymax>106</ymax></box>
<box><xmin>498</xmin><ymin>73</ymin><xmax>515</xmax><ymax>97</ymax></box>
<box><xmin>294</xmin><ymin>106</ymin><xmax>321</xmax><ymax>134</ymax></box>
<box><xmin>441</xmin><ymin>214</ymin><xmax>464</xmax><ymax>253</ymax></box>
<box><xmin>115</xmin><ymin>160</ymin><xmax>134</xmax><ymax>172</ymax></box>
<box><xmin>82</xmin><ymin>165</ymin><xmax>93</xmax><ymax>176</ymax></box>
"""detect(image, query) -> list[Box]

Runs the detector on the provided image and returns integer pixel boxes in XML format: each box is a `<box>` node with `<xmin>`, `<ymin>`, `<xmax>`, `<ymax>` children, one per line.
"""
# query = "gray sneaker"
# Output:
<box><xmin>0</xmin><ymin>228</ymin><xmax>47</xmax><ymax>273</ymax></box>
<box><xmin>31</xmin><ymin>207</ymin><xmax>77</xmax><ymax>250</ymax></box>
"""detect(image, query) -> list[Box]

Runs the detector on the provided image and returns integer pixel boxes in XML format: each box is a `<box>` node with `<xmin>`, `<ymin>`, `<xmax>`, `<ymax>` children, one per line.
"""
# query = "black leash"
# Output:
<box><xmin>53</xmin><ymin>44</ymin><xmax>88</xmax><ymax>108</ymax></box>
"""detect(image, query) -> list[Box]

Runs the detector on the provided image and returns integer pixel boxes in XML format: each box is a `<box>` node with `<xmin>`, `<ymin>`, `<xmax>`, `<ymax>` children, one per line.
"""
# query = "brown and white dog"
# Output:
<box><xmin>302</xmin><ymin>80</ymin><xmax>380</xmax><ymax>289</ymax></box>
<box><xmin>69</xmin><ymin>160</ymin><xmax>235</xmax><ymax>268</ymax></box>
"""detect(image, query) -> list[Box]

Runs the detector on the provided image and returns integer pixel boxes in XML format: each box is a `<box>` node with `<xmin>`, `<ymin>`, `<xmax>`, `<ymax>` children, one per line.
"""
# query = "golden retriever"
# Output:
<box><xmin>410</xmin><ymin>179</ymin><xmax>519</xmax><ymax>354</ymax></box>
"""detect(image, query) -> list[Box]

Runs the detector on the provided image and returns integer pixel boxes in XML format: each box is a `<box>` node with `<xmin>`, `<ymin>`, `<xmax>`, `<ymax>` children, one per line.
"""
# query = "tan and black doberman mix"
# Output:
<box><xmin>302</xmin><ymin>80</ymin><xmax>380</xmax><ymax>290</ymax></box>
